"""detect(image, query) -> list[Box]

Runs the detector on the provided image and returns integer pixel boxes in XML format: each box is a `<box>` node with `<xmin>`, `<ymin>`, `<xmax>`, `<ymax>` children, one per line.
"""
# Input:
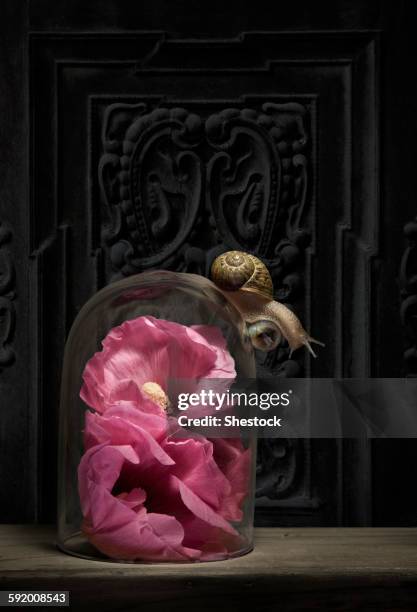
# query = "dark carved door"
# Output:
<box><xmin>1</xmin><ymin>0</ymin><xmax>416</xmax><ymax>526</ymax></box>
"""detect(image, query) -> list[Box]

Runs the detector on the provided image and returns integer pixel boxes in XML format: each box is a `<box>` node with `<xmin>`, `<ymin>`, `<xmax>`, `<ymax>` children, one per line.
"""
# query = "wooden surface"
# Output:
<box><xmin>2</xmin><ymin>526</ymin><xmax>417</xmax><ymax>611</ymax></box>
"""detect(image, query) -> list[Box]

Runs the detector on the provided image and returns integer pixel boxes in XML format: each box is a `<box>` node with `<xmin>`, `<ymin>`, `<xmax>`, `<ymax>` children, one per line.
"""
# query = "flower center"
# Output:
<box><xmin>141</xmin><ymin>381</ymin><xmax>170</xmax><ymax>411</ymax></box>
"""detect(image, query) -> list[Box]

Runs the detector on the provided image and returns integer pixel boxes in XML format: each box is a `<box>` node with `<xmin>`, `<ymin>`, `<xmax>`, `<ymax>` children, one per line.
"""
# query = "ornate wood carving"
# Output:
<box><xmin>0</xmin><ymin>222</ymin><xmax>15</xmax><ymax>369</ymax></box>
<box><xmin>256</xmin><ymin>439</ymin><xmax>304</xmax><ymax>499</ymax></box>
<box><xmin>99</xmin><ymin>102</ymin><xmax>309</xmax><ymax>266</ymax></box>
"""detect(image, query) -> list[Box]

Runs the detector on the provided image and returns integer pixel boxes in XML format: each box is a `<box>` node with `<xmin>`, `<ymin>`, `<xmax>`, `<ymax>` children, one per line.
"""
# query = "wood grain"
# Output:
<box><xmin>1</xmin><ymin>526</ymin><xmax>417</xmax><ymax>611</ymax></box>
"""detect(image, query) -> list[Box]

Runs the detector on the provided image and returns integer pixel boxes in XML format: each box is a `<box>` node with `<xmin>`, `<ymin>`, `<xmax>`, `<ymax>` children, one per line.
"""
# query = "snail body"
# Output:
<box><xmin>211</xmin><ymin>250</ymin><xmax>324</xmax><ymax>357</ymax></box>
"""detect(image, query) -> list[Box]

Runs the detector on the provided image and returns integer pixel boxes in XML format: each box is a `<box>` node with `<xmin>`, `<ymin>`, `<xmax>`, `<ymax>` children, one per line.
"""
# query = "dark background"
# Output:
<box><xmin>1</xmin><ymin>0</ymin><xmax>417</xmax><ymax>528</ymax></box>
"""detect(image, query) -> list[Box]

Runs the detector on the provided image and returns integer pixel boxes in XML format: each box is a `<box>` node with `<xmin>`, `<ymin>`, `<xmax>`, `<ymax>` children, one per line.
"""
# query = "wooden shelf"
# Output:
<box><xmin>1</xmin><ymin>526</ymin><xmax>417</xmax><ymax>610</ymax></box>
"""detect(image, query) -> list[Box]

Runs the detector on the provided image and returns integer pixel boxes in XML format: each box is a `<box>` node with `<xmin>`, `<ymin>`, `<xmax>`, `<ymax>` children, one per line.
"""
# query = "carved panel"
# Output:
<box><xmin>28</xmin><ymin>30</ymin><xmax>379</xmax><ymax>524</ymax></box>
<box><xmin>400</xmin><ymin>218</ymin><xmax>417</xmax><ymax>375</ymax></box>
<box><xmin>0</xmin><ymin>222</ymin><xmax>15</xmax><ymax>369</ymax></box>
<box><xmin>99</xmin><ymin>103</ymin><xmax>310</xmax><ymax>263</ymax></box>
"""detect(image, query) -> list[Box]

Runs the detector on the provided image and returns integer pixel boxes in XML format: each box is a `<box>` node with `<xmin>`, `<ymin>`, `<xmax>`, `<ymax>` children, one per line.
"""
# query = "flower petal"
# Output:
<box><xmin>163</xmin><ymin>438</ymin><xmax>231</xmax><ymax>510</ymax></box>
<box><xmin>80</xmin><ymin>318</ymin><xmax>171</xmax><ymax>412</ymax></box>
<box><xmin>78</xmin><ymin>443</ymin><xmax>140</xmax><ymax>522</ymax></box>
<box><xmin>84</xmin><ymin>411</ymin><xmax>175</xmax><ymax>466</ymax></box>
<box><xmin>79</xmin><ymin>444</ymin><xmax>201</xmax><ymax>561</ymax></box>
<box><xmin>80</xmin><ymin>317</ymin><xmax>231</xmax><ymax>414</ymax></box>
<box><xmin>189</xmin><ymin>325</ymin><xmax>236</xmax><ymax>379</ymax></box>
<box><xmin>212</xmin><ymin>438</ymin><xmax>252</xmax><ymax>521</ymax></box>
<box><xmin>172</xmin><ymin>476</ymin><xmax>237</xmax><ymax>536</ymax></box>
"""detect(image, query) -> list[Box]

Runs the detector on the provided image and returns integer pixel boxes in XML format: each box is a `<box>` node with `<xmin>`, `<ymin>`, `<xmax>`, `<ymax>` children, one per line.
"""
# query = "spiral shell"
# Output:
<box><xmin>210</xmin><ymin>251</ymin><xmax>273</xmax><ymax>299</ymax></box>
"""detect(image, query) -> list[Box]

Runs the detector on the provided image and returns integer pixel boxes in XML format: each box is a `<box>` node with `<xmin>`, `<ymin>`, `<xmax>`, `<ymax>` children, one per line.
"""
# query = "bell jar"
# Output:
<box><xmin>57</xmin><ymin>271</ymin><xmax>257</xmax><ymax>563</ymax></box>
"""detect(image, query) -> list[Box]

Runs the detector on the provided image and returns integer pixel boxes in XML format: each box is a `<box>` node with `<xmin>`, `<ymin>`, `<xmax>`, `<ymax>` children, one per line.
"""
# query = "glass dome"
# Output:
<box><xmin>57</xmin><ymin>271</ymin><xmax>257</xmax><ymax>563</ymax></box>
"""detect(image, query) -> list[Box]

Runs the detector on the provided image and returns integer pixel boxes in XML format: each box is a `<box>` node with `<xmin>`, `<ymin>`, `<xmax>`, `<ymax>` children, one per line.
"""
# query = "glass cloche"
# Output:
<box><xmin>57</xmin><ymin>269</ymin><xmax>257</xmax><ymax>563</ymax></box>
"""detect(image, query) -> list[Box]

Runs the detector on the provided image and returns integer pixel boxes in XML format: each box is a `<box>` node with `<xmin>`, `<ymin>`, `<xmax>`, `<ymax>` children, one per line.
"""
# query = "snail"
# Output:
<box><xmin>211</xmin><ymin>250</ymin><xmax>324</xmax><ymax>357</ymax></box>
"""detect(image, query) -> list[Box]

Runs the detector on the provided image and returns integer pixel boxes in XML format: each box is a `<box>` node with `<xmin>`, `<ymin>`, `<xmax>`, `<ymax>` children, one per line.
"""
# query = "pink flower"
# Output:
<box><xmin>78</xmin><ymin>316</ymin><xmax>251</xmax><ymax>561</ymax></box>
<box><xmin>80</xmin><ymin>316</ymin><xmax>235</xmax><ymax>413</ymax></box>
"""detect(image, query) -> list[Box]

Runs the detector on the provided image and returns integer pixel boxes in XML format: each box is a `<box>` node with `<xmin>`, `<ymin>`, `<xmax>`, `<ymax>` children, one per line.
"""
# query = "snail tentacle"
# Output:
<box><xmin>292</xmin><ymin>336</ymin><xmax>326</xmax><ymax>359</ymax></box>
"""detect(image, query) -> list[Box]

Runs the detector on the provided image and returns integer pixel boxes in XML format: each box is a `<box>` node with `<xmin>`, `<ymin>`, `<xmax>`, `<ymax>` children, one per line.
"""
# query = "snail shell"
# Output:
<box><xmin>211</xmin><ymin>250</ymin><xmax>324</xmax><ymax>357</ymax></box>
<box><xmin>210</xmin><ymin>250</ymin><xmax>273</xmax><ymax>299</ymax></box>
